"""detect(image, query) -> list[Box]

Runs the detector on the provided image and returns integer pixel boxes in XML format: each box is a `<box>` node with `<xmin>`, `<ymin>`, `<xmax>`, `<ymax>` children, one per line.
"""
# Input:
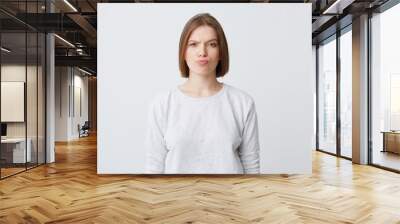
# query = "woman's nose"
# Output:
<box><xmin>198</xmin><ymin>44</ymin><xmax>207</xmax><ymax>57</ymax></box>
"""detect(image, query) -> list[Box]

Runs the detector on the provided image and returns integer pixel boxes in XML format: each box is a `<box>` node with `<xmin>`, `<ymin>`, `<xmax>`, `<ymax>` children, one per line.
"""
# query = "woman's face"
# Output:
<box><xmin>185</xmin><ymin>25</ymin><xmax>220</xmax><ymax>77</ymax></box>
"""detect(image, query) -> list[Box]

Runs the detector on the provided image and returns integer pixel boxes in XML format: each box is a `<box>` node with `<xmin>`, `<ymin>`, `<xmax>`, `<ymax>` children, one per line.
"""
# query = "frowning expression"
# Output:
<box><xmin>184</xmin><ymin>25</ymin><xmax>220</xmax><ymax>77</ymax></box>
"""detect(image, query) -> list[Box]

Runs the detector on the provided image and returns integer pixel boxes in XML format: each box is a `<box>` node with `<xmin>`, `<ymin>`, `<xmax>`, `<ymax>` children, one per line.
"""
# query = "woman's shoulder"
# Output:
<box><xmin>149</xmin><ymin>88</ymin><xmax>176</xmax><ymax>109</ymax></box>
<box><xmin>224</xmin><ymin>83</ymin><xmax>255</xmax><ymax>105</ymax></box>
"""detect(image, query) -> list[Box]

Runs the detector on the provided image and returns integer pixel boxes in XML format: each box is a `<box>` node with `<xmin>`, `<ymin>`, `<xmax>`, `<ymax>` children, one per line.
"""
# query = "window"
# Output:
<box><xmin>340</xmin><ymin>28</ymin><xmax>352</xmax><ymax>158</ymax></box>
<box><xmin>318</xmin><ymin>36</ymin><xmax>337</xmax><ymax>154</ymax></box>
<box><xmin>371</xmin><ymin>3</ymin><xmax>400</xmax><ymax>171</ymax></box>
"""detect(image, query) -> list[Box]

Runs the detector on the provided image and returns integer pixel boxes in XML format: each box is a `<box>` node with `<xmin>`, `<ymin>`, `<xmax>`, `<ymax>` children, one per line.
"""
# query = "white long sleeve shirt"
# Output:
<box><xmin>145</xmin><ymin>83</ymin><xmax>260</xmax><ymax>174</ymax></box>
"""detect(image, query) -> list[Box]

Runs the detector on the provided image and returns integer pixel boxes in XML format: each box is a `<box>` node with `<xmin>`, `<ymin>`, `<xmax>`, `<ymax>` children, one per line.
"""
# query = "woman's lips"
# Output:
<box><xmin>196</xmin><ymin>60</ymin><xmax>209</xmax><ymax>65</ymax></box>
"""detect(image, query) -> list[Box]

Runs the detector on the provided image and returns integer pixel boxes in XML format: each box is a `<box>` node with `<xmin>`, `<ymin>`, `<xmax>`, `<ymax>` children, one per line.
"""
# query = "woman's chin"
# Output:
<box><xmin>190</xmin><ymin>69</ymin><xmax>215</xmax><ymax>77</ymax></box>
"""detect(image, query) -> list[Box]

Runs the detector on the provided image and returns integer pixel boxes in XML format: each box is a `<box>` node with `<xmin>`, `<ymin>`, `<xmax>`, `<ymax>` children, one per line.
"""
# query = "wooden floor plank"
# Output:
<box><xmin>0</xmin><ymin>134</ymin><xmax>400</xmax><ymax>223</ymax></box>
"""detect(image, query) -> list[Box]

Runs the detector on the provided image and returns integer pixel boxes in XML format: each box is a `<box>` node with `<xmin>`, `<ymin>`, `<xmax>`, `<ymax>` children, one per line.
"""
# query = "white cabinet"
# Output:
<box><xmin>1</xmin><ymin>138</ymin><xmax>32</xmax><ymax>163</ymax></box>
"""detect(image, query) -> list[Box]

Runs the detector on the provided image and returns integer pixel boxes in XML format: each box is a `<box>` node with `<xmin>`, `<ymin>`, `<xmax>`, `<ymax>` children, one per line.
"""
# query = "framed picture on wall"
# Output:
<box><xmin>1</xmin><ymin>81</ymin><xmax>25</xmax><ymax>122</ymax></box>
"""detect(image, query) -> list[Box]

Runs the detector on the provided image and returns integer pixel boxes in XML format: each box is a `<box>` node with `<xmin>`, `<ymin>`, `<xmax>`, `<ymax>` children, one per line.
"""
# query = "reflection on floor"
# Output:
<box><xmin>373</xmin><ymin>150</ymin><xmax>400</xmax><ymax>171</ymax></box>
<box><xmin>341</xmin><ymin>148</ymin><xmax>352</xmax><ymax>158</ymax></box>
<box><xmin>0</xmin><ymin>163</ymin><xmax>41</xmax><ymax>178</ymax></box>
<box><xmin>0</xmin><ymin>167</ymin><xmax>25</xmax><ymax>178</ymax></box>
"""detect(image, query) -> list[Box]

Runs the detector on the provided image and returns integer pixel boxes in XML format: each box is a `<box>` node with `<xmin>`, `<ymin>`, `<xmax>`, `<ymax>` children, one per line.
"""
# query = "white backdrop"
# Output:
<box><xmin>98</xmin><ymin>3</ymin><xmax>313</xmax><ymax>174</ymax></box>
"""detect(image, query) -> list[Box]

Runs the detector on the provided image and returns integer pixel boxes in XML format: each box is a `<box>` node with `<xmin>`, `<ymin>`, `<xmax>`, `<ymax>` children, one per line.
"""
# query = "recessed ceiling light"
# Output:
<box><xmin>63</xmin><ymin>0</ymin><xmax>78</xmax><ymax>12</ymax></box>
<box><xmin>322</xmin><ymin>0</ymin><xmax>354</xmax><ymax>15</ymax></box>
<box><xmin>78</xmin><ymin>67</ymin><xmax>93</xmax><ymax>76</ymax></box>
<box><xmin>1</xmin><ymin>47</ymin><xmax>11</xmax><ymax>53</ymax></box>
<box><xmin>54</xmin><ymin>34</ymin><xmax>75</xmax><ymax>48</ymax></box>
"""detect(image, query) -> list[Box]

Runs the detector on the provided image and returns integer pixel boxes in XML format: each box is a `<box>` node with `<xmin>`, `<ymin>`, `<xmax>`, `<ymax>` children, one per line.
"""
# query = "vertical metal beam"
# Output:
<box><xmin>44</xmin><ymin>0</ymin><xmax>48</xmax><ymax>165</ymax></box>
<box><xmin>36</xmin><ymin>0</ymin><xmax>39</xmax><ymax>167</ymax></box>
<box><xmin>336</xmin><ymin>27</ymin><xmax>341</xmax><ymax>156</ymax></box>
<box><xmin>316</xmin><ymin>44</ymin><xmax>320</xmax><ymax>150</ymax></box>
<box><xmin>25</xmin><ymin>0</ymin><xmax>28</xmax><ymax>171</ymax></box>
<box><xmin>367</xmin><ymin>11</ymin><xmax>373</xmax><ymax>165</ymax></box>
<box><xmin>0</xmin><ymin>20</ymin><xmax>2</xmax><ymax>179</ymax></box>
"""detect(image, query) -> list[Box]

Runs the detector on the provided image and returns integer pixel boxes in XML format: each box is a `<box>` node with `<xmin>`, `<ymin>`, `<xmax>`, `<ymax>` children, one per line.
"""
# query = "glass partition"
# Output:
<box><xmin>371</xmin><ymin>3</ymin><xmax>400</xmax><ymax>171</ymax></box>
<box><xmin>0</xmin><ymin>31</ymin><xmax>28</xmax><ymax>177</ymax></box>
<box><xmin>339</xmin><ymin>28</ymin><xmax>352</xmax><ymax>158</ymax></box>
<box><xmin>318</xmin><ymin>36</ymin><xmax>337</xmax><ymax>155</ymax></box>
<box><xmin>27</xmin><ymin>31</ymin><xmax>38</xmax><ymax>169</ymax></box>
<box><xmin>0</xmin><ymin>1</ymin><xmax>46</xmax><ymax>179</ymax></box>
<box><xmin>26</xmin><ymin>0</ymin><xmax>44</xmax><ymax>170</ymax></box>
<box><xmin>38</xmin><ymin>32</ymin><xmax>45</xmax><ymax>165</ymax></box>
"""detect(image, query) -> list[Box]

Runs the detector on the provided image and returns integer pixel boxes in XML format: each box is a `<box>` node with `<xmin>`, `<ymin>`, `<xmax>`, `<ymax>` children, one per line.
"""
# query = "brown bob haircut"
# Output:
<box><xmin>179</xmin><ymin>13</ymin><xmax>229</xmax><ymax>78</ymax></box>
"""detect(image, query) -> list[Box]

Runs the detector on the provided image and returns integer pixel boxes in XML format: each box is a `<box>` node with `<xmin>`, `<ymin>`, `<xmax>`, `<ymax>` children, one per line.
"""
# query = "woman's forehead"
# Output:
<box><xmin>188</xmin><ymin>25</ymin><xmax>218</xmax><ymax>41</ymax></box>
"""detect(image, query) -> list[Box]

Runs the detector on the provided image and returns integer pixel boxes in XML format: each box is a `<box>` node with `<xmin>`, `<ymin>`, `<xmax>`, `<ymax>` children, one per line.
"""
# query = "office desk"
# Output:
<box><xmin>1</xmin><ymin>138</ymin><xmax>32</xmax><ymax>163</ymax></box>
<box><xmin>381</xmin><ymin>131</ymin><xmax>400</xmax><ymax>154</ymax></box>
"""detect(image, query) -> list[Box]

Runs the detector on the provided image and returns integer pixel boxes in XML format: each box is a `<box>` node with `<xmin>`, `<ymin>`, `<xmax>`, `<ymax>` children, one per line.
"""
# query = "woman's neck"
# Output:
<box><xmin>180</xmin><ymin>72</ymin><xmax>223</xmax><ymax>97</ymax></box>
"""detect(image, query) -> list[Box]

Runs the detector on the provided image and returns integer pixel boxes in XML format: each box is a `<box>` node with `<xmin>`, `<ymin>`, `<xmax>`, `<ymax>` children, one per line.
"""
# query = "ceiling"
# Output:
<box><xmin>0</xmin><ymin>0</ymin><xmax>393</xmax><ymax>75</ymax></box>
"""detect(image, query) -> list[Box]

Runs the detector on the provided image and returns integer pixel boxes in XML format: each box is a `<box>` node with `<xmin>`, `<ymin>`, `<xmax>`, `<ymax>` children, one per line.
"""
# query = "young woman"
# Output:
<box><xmin>145</xmin><ymin>13</ymin><xmax>260</xmax><ymax>174</ymax></box>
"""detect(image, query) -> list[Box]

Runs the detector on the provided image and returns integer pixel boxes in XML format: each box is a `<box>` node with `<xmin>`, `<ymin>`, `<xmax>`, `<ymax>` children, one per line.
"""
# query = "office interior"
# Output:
<box><xmin>0</xmin><ymin>0</ymin><xmax>400</xmax><ymax>223</ymax></box>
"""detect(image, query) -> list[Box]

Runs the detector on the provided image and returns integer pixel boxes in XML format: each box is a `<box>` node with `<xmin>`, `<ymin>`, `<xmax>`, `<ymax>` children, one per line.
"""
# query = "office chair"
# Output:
<box><xmin>79</xmin><ymin>121</ymin><xmax>90</xmax><ymax>138</ymax></box>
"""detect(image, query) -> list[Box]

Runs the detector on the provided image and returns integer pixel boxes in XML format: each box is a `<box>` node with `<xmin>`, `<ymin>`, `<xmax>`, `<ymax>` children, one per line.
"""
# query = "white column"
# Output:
<box><xmin>46</xmin><ymin>1</ymin><xmax>55</xmax><ymax>163</ymax></box>
<box><xmin>46</xmin><ymin>33</ymin><xmax>55</xmax><ymax>163</ymax></box>
<box><xmin>352</xmin><ymin>14</ymin><xmax>369</xmax><ymax>164</ymax></box>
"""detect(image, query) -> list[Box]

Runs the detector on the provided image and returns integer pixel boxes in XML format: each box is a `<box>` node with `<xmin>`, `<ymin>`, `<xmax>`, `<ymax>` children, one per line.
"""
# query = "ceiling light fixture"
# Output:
<box><xmin>76</xmin><ymin>48</ymin><xmax>84</xmax><ymax>55</ymax></box>
<box><xmin>322</xmin><ymin>0</ymin><xmax>355</xmax><ymax>15</ymax></box>
<box><xmin>54</xmin><ymin>34</ymin><xmax>75</xmax><ymax>48</ymax></box>
<box><xmin>322</xmin><ymin>0</ymin><xmax>343</xmax><ymax>14</ymax></box>
<box><xmin>63</xmin><ymin>0</ymin><xmax>78</xmax><ymax>12</ymax></box>
<box><xmin>1</xmin><ymin>47</ymin><xmax>11</xmax><ymax>53</ymax></box>
<box><xmin>78</xmin><ymin>67</ymin><xmax>93</xmax><ymax>76</ymax></box>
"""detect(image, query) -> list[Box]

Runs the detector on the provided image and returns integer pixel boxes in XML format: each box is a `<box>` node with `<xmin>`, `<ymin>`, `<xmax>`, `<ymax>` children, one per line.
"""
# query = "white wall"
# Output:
<box><xmin>55</xmin><ymin>67</ymin><xmax>89</xmax><ymax>141</ymax></box>
<box><xmin>312</xmin><ymin>45</ymin><xmax>317</xmax><ymax>150</ymax></box>
<box><xmin>98</xmin><ymin>3</ymin><xmax>313</xmax><ymax>174</ymax></box>
<box><xmin>72</xmin><ymin>72</ymin><xmax>89</xmax><ymax>138</ymax></box>
<box><xmin>1</xmin><ymin>65</ymin><xmax>40</xmax><ymax>137</ymax></box>
<box><xmin>55</xmin><ymin>67</ymin><xmax>69</xmax><ymax>141</ymax></box>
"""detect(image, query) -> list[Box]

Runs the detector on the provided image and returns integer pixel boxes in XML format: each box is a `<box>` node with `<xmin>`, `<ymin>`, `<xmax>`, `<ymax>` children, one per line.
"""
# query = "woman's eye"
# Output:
<box><xmin>210</xmin><ymin>43</ymin><xmax>218</xmax><ymax>47</ymax></box>
<box><xmin>189</xmin><ymin>43</ymin><xmax>196</xmax><ymax>46</ymax></box>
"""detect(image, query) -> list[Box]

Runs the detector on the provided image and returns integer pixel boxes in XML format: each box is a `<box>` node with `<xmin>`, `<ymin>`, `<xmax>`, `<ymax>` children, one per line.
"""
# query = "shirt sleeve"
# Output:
<box><xmin>238</xmin><ymin>100</ymin><xmax>260</xmax><ymax>174</ymax></box>
<box><xmin>144</xmin><ymin>97</ymin><xmax>168</xmax><ymax>174</ymax></box>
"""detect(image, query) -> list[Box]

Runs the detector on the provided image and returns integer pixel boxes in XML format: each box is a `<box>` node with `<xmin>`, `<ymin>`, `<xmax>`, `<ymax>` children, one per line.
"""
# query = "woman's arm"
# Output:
<box><xmin>238</xmin><ymin>101</ymin><xmax>260</xmax><ymax>174</ymax></box>
<box><xmin>144</xmin><ymin>98</ymin><xmax>168</xmax><ymax>174</ymax></box>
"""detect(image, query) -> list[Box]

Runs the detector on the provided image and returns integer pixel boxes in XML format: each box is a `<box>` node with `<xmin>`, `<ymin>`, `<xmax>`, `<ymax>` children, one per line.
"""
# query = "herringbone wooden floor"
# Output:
<box><xmin>1</xmin><ymin>134</ymin><xmax>400</xmax><ymax>224</ymax></box>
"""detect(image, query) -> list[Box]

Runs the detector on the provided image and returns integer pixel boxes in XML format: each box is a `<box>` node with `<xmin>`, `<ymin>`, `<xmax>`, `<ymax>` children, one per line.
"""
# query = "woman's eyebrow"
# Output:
<box><xmin>188</xmin><ymin>39</ymin><xmax>218</xmax><ymax>43</ymax></box>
